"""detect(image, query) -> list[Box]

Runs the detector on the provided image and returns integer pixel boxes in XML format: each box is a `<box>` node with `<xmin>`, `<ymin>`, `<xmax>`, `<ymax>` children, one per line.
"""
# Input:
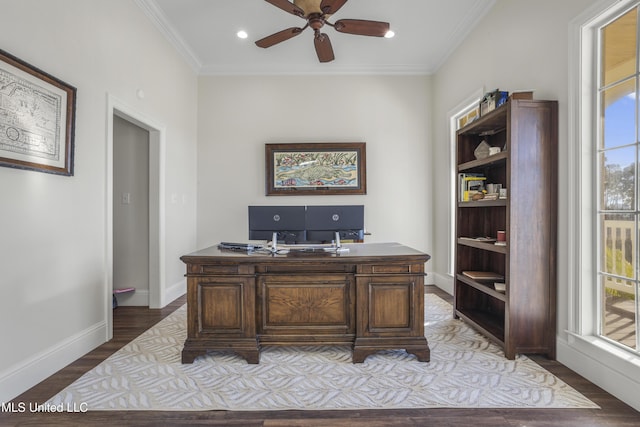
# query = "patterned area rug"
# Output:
<box><xmin>47</xmin><ymin>295</ymin><xmax>598</xmax><ymax>411</ymax></box>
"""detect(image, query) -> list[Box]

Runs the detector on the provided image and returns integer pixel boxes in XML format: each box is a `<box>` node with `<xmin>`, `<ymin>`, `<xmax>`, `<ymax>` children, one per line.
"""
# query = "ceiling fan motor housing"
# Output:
<box><xmin>309</xmin><ymin>15</ymin><xmax>326</xmax><ymax>30</ymax></box>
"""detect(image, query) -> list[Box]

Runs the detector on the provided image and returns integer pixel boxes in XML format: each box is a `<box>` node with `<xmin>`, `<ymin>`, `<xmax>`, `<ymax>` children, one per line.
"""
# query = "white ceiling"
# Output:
<box><xmin>136</xmin><ymin>0</ymin><xmax>496</xmax><ymax>75</ymax></box>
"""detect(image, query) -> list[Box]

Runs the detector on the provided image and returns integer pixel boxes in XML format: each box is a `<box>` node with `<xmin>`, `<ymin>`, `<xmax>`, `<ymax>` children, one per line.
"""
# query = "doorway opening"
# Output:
<box><xmin>113</xmin><ymin>116</ymin><xmax>150</xmax><ymax>308</ymax></box>
<box><xmin>106</xmin><ymin>95</ymin><xmax>166</xmax><ymax>340</ymax></box>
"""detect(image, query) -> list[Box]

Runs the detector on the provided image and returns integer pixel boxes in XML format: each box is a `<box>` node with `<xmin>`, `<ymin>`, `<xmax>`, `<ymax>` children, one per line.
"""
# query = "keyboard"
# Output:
<box><xmin>218</xmin><ymin>242</ymin><xmax>263</xmax><ymax>251</ymax></box>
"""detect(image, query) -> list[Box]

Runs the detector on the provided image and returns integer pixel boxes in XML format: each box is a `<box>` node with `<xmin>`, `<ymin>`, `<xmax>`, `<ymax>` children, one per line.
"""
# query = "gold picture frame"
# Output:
<box><xmin>265</xmin><ymin>142</ymin><xmax>366</xmax><ymax>196</ymax></box>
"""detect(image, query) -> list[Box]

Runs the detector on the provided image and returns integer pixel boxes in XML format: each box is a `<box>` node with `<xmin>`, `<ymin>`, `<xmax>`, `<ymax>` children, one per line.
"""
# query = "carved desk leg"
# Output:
<box><xmin>234</xmin><ymin>349</ymin><xmax>260</xmax><ymax>364</ymax></box>
<box><xmin>352</xmin><ymin>337</ymin><xmax>430</xmax><ymax>363</ymax></box>
<box><xmin>181</xmin><ymin>349</ymin><xmax>200</xmax><ymax>364</ymax></box>
<box><xmin>406</xmin><ymin>339</ymin><xmax>430</xmax><ymax>362</ymax></box>
<box><xmin>181</xmin><ymin>338</ymin><xmax>260</xmax><ymax>364</ymax></box>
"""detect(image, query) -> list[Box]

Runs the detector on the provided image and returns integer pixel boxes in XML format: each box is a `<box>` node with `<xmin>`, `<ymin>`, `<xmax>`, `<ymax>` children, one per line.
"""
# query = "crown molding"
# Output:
<box><xmin>134</xmin><ymin>0</ymin><xmax>203</xmax><ymax>73</ymax></box>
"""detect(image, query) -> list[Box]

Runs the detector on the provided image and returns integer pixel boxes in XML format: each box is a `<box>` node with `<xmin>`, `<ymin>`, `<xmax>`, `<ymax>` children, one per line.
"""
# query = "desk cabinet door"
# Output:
<box><xmin>189</xmin><ymin>276</ymin><xmax>256</xmax><ymax>338</ymax></box>
<box><xmin>257</xmin><ymin>274</ymin><xmax>355</xmax><ymax>337</ymax></box>
<box><xmin>356</xmin><ymin>275</ymin><xmax>424</xmax><ymax>338</ymax></box>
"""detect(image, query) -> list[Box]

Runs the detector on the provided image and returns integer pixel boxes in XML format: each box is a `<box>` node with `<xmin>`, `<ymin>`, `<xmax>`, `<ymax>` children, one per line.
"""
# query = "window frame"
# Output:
<box><xmin>596</xmin><ymin>8</ymin><xmax>639</xmax><ymax>347</ymax></box>
<box><xmin>447</xmin><ymin>88</ymin><xmax>484</xmax><ymax>276</ymax></box>
<box><xmin>567</xmin><ymin>0</ymin><xmax>640</xmax><ymax>384</ymax></box>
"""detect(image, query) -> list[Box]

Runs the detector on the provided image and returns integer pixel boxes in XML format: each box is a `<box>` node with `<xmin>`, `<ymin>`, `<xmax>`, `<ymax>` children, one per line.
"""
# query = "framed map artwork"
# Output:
<box><xmin>0</xmin><ymin>49</ymin><xmax>76</xmax><ymax>176</ymax></box>
<box><xmin>265</xmin><ymin>142</ymin><xmax>366</xmax><ymax>196</ymax></box>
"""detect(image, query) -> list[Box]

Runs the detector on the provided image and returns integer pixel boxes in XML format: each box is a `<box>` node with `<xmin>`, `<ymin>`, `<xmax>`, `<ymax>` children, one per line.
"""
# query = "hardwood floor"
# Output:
<box><xmin>2</xmin><ymin>286</ymin><xmax>640</xmax><ymax>426</ymax></box>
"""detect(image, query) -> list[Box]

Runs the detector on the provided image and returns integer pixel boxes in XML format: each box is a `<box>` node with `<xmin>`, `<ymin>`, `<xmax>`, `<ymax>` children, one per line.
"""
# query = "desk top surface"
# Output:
<box><xmin>181</xmin><ymin>242</ymin><xmax>430</xmax><ymax>264</ymax></box>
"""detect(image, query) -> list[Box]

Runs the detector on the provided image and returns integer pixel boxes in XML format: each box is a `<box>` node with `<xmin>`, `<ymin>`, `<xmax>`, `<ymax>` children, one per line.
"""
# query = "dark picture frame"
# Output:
<box><xmin>266</xmin><ymin>142</ymin><xmax>366</xmax><ymax>196</ymax></box>
<box><xmin>0</xmin><ymin>49</ymin><xmax>76</xmax><ymax>176</ymax></box>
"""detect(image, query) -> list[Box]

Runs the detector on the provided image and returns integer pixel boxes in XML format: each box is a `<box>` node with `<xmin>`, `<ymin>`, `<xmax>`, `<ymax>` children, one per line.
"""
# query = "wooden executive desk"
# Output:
<box><xmin>180</xmin><ymin>242</ymin><xmax>430</xmax><ymax>364</ymax></box>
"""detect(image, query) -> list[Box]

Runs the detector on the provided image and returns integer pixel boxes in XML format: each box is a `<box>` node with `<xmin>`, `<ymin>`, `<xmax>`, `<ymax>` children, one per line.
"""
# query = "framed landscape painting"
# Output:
<box><xmin>265</xmin><ymin>142</ymin><xmax>366</xmax><ymax>196</ymax></box>
<box><xmin>0</xmin><ymin>49</ymin><xmax>76</xmax><ymax>176</ymax></box>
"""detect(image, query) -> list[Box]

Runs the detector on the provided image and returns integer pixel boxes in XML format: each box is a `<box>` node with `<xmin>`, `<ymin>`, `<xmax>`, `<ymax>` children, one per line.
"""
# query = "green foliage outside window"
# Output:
<box><xmin>604</xmin><ymin>246</ymin><xmax>635</xmax><ymax>300</ymax></box>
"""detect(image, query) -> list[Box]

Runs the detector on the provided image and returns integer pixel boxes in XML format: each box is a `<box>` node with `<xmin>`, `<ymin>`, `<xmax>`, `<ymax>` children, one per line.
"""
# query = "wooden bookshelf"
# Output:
<box><xmin>454</xmin><ymin>98</ymin><xmax>558</xmax><ymax>359</ymax></box>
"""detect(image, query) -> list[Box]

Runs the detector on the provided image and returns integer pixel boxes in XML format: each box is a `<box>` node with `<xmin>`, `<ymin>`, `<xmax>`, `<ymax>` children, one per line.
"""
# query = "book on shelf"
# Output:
<box><xmin>480</xmin><ymin>193</ymin><xmax>499</xmax><ymax>201</ymax></box>
<box><xmin>460</xmin><ymin>236</ymin><xmax>497</xmax><ymax>242</ymax></box>
<box><xmin>461</xmin><ymin>271</ymin><xmax>505</xmax><ymax>281</ymax></box>
<box><xmin>458</xmin><ymin>173</ymin><xmax>486</xmax><ymax>201</ymax></box>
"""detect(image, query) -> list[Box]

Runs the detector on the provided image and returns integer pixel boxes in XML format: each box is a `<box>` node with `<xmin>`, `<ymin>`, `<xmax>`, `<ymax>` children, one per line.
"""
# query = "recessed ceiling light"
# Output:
<box><xmin>384</xmin><ymin>30</ymin><xmax>395</xmax><ymax>39</ymax></box>
<box><xmin>237</xmin><ymin>30</ymin><xmax>248</xmax><ymax>39</ymax></box>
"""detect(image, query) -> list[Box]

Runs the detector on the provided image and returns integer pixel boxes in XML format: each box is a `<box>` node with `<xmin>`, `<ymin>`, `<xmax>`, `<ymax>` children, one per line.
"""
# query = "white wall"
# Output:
<box><xmin>431</xmin><ymin>0</ymin><xmax>640</xmax><ymax>411</ymax></box>
<box><xmin>432</xmin><ymin>0</ymin><xmax>597</xmax><ymax>325</ymax></box>
<box><xmin>196</xmin><ymin>75</ymin><xmax>433</xmax><ymax>258</ymax></box>
<box><xmin>0</xmin><ymin>0</ymin><xmax>198</xmax><ymax>400</ymax></box>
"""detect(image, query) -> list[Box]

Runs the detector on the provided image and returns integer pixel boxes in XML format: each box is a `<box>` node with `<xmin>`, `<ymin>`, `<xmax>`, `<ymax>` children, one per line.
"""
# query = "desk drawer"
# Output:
<box><xmin>201</xmin><ymin>264</ymin><xmax>239</xmax><ymax>274</ymax></box>
<box><xmin>257</xmin><ymin>264</ymin><xmax>355</xmax><ymax>274</ymax></box>
<box><xmin>188</xmin><ymin>264</ymin><xmax>255</xmax><ymax>275</ymax></box>
<box><xmin>359</xmin><ymin>263</ymin><xmax>424</xmax><ymax>274</ymax></box>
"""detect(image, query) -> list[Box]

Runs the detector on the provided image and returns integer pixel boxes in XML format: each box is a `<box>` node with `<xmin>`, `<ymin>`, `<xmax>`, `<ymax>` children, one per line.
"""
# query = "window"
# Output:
<box><xmin>448</xmin><ymin>91</ymin><xmax>483</xmax><ymax>276</ymax></box>
<box><xmin>597</xmin><ymin>5</ymin><xmax>639</xmax><ymax>352</ymax></box>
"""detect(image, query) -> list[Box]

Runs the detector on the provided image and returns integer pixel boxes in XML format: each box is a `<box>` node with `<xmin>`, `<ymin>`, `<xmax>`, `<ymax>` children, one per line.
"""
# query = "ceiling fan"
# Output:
<box><xmin>255</xmin><ymin>0</ymin><xmax>390</xmax><ymax>63</ymax></box>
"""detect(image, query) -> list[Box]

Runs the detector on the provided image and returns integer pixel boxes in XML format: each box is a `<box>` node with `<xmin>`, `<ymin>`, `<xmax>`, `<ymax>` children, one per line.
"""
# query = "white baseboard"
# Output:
<box><xmin>425</xmin><ymin>270</ymin><xmax>435</xmax><ymax>285</ymax></box>
<box><xmin>431</xmin><ymin>272</ymin><xmax>453</xmax><ymax>295</ymax></box>
<box><xmin>165</xmin><ymin>278</ymin><xmax>186</xmax><ymax>305</ymax></box>
<box><xmin>114</xmin><ymin>289</ymin><xmax>149</xmax><ymax>306</ymax></box>
<box><xmin>0</xmin><ymin>321</ymin><xmax>106</xmax><ymax>402</ymax></box>
<box><xmin>0</xmin><ymin>280</ymin><xmax>187</xmax><ymax>402</ymax></box>
<box><xmin>557</xmin><ymin>336</ymin><xmax>640</xmax><ymax>412</ymax></box>
<box><xmin>115</xmin><ymin>278</ymin><xmax>186</xmax><ymax>308</ymax></box>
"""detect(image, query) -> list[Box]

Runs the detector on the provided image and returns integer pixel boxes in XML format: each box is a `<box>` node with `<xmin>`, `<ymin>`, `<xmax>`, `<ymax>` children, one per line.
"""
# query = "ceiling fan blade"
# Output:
<box><xmin>334</xmin><ymin>19</ymin><xmax>390</xmax><ymax>37</ymax></box>
<box><xmin>320</xmin><ymin>0</ymin><xmax>348</xmax><ymax>15</ymax></box>
<box><xmin>314</xmin><ymin>33</ymin><xmax>335</xmax><ymax>62</ymax></box>
<box><xmin>264</xmin><ymin>0</ymin><xmax>305</xmax><ymax>17</ymax></box>
<box><xmin>256</xmin><ymin>27</ymin><xmax>304</xmax><ymax>48</ymax></box>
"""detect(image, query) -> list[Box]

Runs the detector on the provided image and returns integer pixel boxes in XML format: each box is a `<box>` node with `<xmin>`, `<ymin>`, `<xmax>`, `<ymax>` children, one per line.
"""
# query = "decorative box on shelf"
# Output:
<box><xmin>479</xmin><ymin>90</ymin><xmax>509</xmax><ymax>116</ymax></box>
<box><xmin>510</xmin><ymin>90</ymin><xmax>533</xmax><ymax>100</ymax></box>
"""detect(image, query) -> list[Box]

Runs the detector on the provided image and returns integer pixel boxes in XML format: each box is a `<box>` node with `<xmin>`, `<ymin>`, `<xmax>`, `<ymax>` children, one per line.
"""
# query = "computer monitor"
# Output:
<box><xmin>248</xmin><ymin>206</ymin><xmax>306</xmax><ymax>243</ymax></box>
<box><xmin>305</xmin><ymin>205</ymin><xmax>364</xmax><ymax>242</ymax></box>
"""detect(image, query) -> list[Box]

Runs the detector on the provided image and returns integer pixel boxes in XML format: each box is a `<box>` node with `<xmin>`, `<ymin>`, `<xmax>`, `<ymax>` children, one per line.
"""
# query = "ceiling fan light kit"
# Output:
<box><xmin>256</xmin><ymin>0</ymin><xmax>390</xmax><ymax>63</ymax></box>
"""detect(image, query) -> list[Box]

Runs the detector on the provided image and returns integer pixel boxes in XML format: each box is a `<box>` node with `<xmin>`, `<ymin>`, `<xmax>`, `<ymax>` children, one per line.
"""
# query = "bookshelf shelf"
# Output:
<box><xmin>455</xmin><ymin>309</ymin><xmax>505</xmax><ymax>345</ymax></box>
<box><xmin>456</xmin><ymin>274</ymin><xmax>507</xmax><ymax>302</ymax></box>
<box><xmin>458</xmin><ymin>199</ymin><xmax>507</xmax><ymax>208</ymax></box>
<box><xmin>458</xmin><ymin>151</ymin><xmax>507</xmax><ymax>171</ymax></box>
<box><xmin>457</xmin><ymin>238</ymin><xmax>507</xmax><ymax>254</ymax></box>
<box><xmin>454</xmin><ymin>98</ymin><xmax>558</xmax><ymax>360</ymax></box>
